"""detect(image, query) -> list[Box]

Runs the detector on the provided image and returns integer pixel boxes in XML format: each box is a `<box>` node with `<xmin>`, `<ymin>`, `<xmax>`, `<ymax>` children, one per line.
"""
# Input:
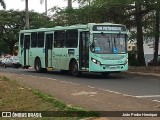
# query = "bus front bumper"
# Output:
<box><xmin>89</xmin><ymin>62</ymin><xmax>128</xmax><ymax>72</ymax></box>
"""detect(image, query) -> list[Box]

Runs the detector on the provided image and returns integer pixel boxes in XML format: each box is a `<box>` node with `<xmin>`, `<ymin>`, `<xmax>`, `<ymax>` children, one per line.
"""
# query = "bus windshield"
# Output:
<box><xmin>92</xmin><ymin>33</ymin><xmax>127</xmax><ymax>54</ymax></box>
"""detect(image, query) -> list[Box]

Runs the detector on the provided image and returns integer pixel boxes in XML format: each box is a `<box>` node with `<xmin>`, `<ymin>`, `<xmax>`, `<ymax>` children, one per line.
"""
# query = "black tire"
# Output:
<box><xmin>34</xmin><ymin>58</ymin><xmax>42</xmax><ymax>73</ymax></box>
<box><xmin>42</xmin><ymin>68</ymin><xmax>47</xmax><ymax>73</ymax></box>
<box><xmin>25</xmin><ymin>66</ymin><xmax>29</xmax><ymax>69</ymax></box>
<box><xmin>13</xmin><ymin>64</ymin><xmax>15</xmax><ymax>68</ymax></box>
<box><xmin>70</xmin><ymin>60</ymin><xmax>80</xmax><ymax>77</ymax></box>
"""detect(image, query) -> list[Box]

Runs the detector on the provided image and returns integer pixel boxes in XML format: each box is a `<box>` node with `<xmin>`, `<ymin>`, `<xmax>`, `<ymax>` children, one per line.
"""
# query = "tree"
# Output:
<box><xmin>68</xmin><ymin>0</ymin><xmax>72</xmax><ymax>8</ymax></box>
<box><xmin>153</xmin><ymin>0</ymin><xmax>160</xmax><ymax>64</ymax></box>
<box><xmin>40</xmin><ymin>0</ymin><xmax>48</xmax><ymax>15</ymax></box>
<box><xmin>22</xmin><ymin>0</ymin><xmax>46</xmax><ymax>29</ymax></box>
<box><xmin>0</xmin><ymin>0</ymin><xmax>6</xmax><ymax>9</ymax></box>
<box><xmin>64</xmin><ymin>0</ymin><xmax>73</xmax><ymax>8</ymax></box>
<box><xmin>134</xmin><ymin>1</ymin><xmax>146</xmax><ymax>66</ymax></box>
<box><xmin>51</xmin><ymin>0</ymin><xmax>159</xmax><ymax>66</ymax></box>
<box><xmin>25</xmin><ymin>0</ymin><xmax>29</xmax><ymax>29</ymax></box>
<box><xmin>0</xmin><ymin>10</ymin><xmax>54</xmax><ymax>54</ymax></box>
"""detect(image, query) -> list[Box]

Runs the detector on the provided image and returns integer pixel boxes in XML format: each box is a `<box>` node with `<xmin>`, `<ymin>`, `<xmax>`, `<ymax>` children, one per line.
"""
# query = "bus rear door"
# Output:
<box><xmin>79</xmin><ymin>31</ymin><xmax>89</xmax><ymax>70</ymax></box>
<box><xmin>45</xmin><ymin>32</ymin><xmax>53</xmax><ymax>68</ymax></box>
<box><xmin>23</xmin><ymin>34</ymin><xmax>30</xmax><ymax>66</ymax></box>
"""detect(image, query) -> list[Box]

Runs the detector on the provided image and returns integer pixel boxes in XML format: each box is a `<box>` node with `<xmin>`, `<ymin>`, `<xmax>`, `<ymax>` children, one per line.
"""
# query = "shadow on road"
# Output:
<box><xmin>24</xmin><ymin>70</ymin><xmax>124</xmax><ymax>80</ymax></box>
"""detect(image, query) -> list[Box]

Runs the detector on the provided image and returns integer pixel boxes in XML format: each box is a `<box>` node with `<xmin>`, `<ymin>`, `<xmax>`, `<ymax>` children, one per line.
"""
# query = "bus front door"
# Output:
<box><xmin>24</xmin><ymin>34</ymin><xmax>30</xmax><ymax>66</ymax></box>
<box><xmin>79</xmin><ymin>32</ymin><xmax>89</xmax><ymax>69</ymax></box>
<box><xmin>45</xmin><ymin>33</ymin><xmax>53</xmax><ymax>68</ymax></box>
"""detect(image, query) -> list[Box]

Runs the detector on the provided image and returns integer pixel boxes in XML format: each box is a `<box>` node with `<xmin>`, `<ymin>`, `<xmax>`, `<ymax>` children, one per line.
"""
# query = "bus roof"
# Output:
<box><xmin>20</xmin><ymin>23</ymin><xmax>126</xmax><ymax>33</ymax></box>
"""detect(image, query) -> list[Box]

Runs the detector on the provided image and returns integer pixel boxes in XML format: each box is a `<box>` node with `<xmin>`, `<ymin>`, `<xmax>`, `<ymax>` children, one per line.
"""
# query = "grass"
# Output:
<box><xmin>0</xmin><ymin>76</ymin><xmax>98</xmax><ymax>120</ymax></box>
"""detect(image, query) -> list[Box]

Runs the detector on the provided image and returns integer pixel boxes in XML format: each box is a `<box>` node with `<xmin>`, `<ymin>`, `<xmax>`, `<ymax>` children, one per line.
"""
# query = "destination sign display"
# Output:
<box><xmin>92</xmin><ymin>25</ymin><xmax>126</xmax><ymax>31</ymax></box>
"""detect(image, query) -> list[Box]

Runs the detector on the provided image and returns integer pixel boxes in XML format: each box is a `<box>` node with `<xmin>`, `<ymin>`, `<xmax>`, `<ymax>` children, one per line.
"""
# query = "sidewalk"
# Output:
<box><xmin>127</xmin><ymin>67</ymin><xmax>160</xmax><ymax>77</ymax></box>
<box><xmin>0</xmin><ymin>71</ymin><xmax>160</xmax><ymax>120</ymax></box>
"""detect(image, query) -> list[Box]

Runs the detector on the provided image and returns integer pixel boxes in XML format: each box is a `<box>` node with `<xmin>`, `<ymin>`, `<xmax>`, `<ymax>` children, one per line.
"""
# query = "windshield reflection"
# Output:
<box><xmin>92</xmin><ymin>33</ymin><xmax>127</xmax><ymax>54</ymax></box>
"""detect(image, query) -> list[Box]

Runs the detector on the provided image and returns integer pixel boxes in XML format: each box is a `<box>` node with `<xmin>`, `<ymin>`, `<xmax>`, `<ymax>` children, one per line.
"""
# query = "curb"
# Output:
<box><xmin>125</xmin><ymin>71</ymin><xmax>160</xmax><ymax>77</ymax></box>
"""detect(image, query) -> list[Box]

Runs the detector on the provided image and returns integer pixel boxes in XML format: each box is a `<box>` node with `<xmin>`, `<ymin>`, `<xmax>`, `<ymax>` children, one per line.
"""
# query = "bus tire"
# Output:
<box><xmin>13</xmin><ymin>64</ymin><xmax>15</xmax><ymax>68</ymax></box>
<box><xmin>26</xmin><ymin>66</ymin><xmax>29</xmax><ymax>69</ymax></box>
<box><xmin>70</xmin><ymin>60</ymin><xmax>80</xmax><ymax>77</ymax></box>
<box><xmin>35</xmin><ymin>58</ymin><xmax>42</xmax><ymax>73</ymax></box>
<box><xmin>42</xmin><ymin>68</ymin><xmax>47</xmax><ymax>73</ymax></box>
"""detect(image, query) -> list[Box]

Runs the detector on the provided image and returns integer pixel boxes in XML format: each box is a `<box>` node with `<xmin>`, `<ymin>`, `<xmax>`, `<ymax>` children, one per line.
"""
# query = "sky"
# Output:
<box><xmin>0</xmin><ymin>0</ymin><xmax>78</xmax><ymax>13</ymax></box>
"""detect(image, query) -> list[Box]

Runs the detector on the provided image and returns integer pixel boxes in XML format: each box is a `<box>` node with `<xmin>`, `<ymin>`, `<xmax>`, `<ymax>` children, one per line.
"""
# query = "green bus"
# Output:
<box><xmin>18</xmin><ymin>23</ymin><xmax>129</xmax><ymax>76</ymax></box>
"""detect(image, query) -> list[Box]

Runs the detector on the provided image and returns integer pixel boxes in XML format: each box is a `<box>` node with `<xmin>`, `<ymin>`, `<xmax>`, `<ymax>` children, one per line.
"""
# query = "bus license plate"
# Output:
<box><xmin>110</xmin><ymin>66</ymin><xmax>117</xmax><ymax>69</ymax></box>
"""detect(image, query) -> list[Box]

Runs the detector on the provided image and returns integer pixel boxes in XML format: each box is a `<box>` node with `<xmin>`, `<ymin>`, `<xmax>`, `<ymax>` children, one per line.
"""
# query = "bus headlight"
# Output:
<box><xmin>124</xmin><ymin>59</ymin><xmax>128</xmax><ymax>65</ymax></box>
<box><xmin>91</xmin><ymin>58</ymin><xmax>101</xmax><ymax>65</ymax></box>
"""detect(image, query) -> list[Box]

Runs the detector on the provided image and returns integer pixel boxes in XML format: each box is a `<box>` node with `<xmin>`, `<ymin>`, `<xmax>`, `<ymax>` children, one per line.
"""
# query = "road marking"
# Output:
<box><xmin>88</xmin><ymin>86</ymin><xmax>96</xmax><ymax>89</ymax></box>
<box><xmin>3</xmin><ymin>72</ymin><xmax>160</xmax><ymax>103</ymax></box>
<box><xmin>98</xmin><ymin>88</ymin><xmax>122</xmax><ymax>95</ymax></box>
<box><xmin>71</xmin><ymin>91</ymin><xmax>97</xmax><ymax>96</ymax></box>
<box><xmin>61</xmin><ymin>81</ymin><xmax>79</xmax><ymax>85</ymax></box>
<box><xmin>135</xmin><ymin>95</ymin><xmax>160</xmax><ymax>98</ymax></box>
<box><xmin>19</xmin><ymin>74</ymin><xmax>80</xmax><ymax>85</ymax></box>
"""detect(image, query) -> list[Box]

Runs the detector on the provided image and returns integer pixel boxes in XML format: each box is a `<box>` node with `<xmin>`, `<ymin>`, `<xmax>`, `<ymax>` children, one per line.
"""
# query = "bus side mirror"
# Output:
<box><xmin>89</xmin><ymin>42</ymin><xmax>95</xmax><ymax>52</ymax></box>
<box><xmin>90</xmin><ymin>42</ymin><xmax>95</xmax><ymax>48</ymax></box>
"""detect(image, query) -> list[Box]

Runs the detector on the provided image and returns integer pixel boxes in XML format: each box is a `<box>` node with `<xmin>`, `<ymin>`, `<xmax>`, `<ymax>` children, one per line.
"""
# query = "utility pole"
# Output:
<box><xmin>25</xmin><ymin>0</ymin><xmax>29</xmax><ymax>29</ymax></box>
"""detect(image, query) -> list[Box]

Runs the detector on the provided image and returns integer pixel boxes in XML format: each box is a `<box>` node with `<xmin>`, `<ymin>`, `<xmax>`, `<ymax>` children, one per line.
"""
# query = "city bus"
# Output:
<box><xmin>18</xmin><ymin>23</ymin><xmax>129</xmax><ymax>76</ymax></box>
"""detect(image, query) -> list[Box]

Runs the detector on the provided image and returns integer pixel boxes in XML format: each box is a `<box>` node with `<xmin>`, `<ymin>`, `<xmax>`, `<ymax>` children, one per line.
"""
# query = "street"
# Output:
<box><xmin>0</xmin><ymin>67</ymin><xmax>160</xmax><ymax>102</ymax></box>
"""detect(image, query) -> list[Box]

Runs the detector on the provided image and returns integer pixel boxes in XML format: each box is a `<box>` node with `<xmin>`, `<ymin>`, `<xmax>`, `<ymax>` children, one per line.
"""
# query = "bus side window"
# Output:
<box><xmin>65</xmin><ymin>30</ymin><xmax>78</xmax><ymax>48</ymax></box>
<box><xmin>31</xmin><ymin>32</ymin><xmax>37</xmax><ymax>47</ymax></box>
<box><xmin>54</xmin><ymin>31</ymin><xmax>65</xmax><ymax>48</ymax></box>
<box><xmin>38</xmin><ymin>32</ymin><xmax>44</xmax><ymax>48</ymax></box>
<box><xmin>20</xmin><ymin>33</ymin><xmax>24</xmax><ymax>47</ymax></box>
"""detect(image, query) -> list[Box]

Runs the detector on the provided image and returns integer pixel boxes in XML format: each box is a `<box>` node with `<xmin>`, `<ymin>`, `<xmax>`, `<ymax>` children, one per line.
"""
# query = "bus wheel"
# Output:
<box><xmin>35</xmin><ymin>58</ymin><xmax>42</xmax><ymax>73</ymax></box>
<box><xmin>13</xmin><ymin>64</ymin><xmax>15</xmax><ymax>68</ymax></box>
<box><xmin>26</xmin><ymin>66</ymin><xmax>29</xmax><ymax>69</ymax></box>
<box><xmin>70</xmin><ymin>60</ymin><xmax>80</xmax><ymax>77</ymax></box>
<box><xmin>42</xmin><ymin>68</ymin><xmax>47</xmax><ymax>73</ymax></box>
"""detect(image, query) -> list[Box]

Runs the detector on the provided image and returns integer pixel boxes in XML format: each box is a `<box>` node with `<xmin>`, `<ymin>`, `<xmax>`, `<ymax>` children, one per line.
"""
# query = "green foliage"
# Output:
<box><xmin>0</xmin><ymin>0</ymin><xmax>159</xmax><ymax>66</ymax></box>
<box><xmin>0</xmin><ymin>39</ymin><xmax>9</xmax><ymax>54</ymax></box>
<box><xmin>49</xmin><ymin>0</ymin><xmax>159</xmax><ymax>66</ymax></box>
<box><xmin>0</xmin><ymin>10</ymin><xmax>54</xmax><ymax>54</ymax></box>
<box><xmin>51</xmin><ymin>0</ymin><xmax>129</xmax><ymax>26</ymax></box>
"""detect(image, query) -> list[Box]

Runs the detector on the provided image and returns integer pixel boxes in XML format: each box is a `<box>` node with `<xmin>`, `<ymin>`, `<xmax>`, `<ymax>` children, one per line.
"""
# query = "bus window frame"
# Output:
<box><xmin>65</xmin><ymin>29</ymin><xmax>78</xmax><ymax>48</ymax></box>
<box><xmin>54</xmin><ymin>30</ymin><xmax>65</xmax><ymax>48</ymax></box>
<box><xmin>45</xmin><ymin>32</ymin><xmax>54</xmax><ymax>50</ymax></box>
<box><xmin>20</xmin><ymin>33</ymin><xmax>24</xmax><ymax>47</ymax></box>
<box><xmin>31</xmin><ymin>32</ymin><xmax>38</xmax><ymax>48</ymax></box>
<box><xmin>38</xmin><ymin>32</ymin><xmax>45</xmax><ymax>48</ymax></box>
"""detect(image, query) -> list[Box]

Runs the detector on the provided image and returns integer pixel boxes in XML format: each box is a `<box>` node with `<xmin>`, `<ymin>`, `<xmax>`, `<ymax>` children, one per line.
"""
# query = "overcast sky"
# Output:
<box><xmin>0</xmin><ymin>0</ymin><xmax>78</xmax><ymax>13</ymax></box>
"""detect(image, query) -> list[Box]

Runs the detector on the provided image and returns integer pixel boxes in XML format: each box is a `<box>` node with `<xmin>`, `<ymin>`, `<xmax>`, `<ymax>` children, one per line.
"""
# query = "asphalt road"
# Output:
<box><xmin>0</xmin><ymin>67</ymin><xmax>160</xmax><ymax>102</ymax></box>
